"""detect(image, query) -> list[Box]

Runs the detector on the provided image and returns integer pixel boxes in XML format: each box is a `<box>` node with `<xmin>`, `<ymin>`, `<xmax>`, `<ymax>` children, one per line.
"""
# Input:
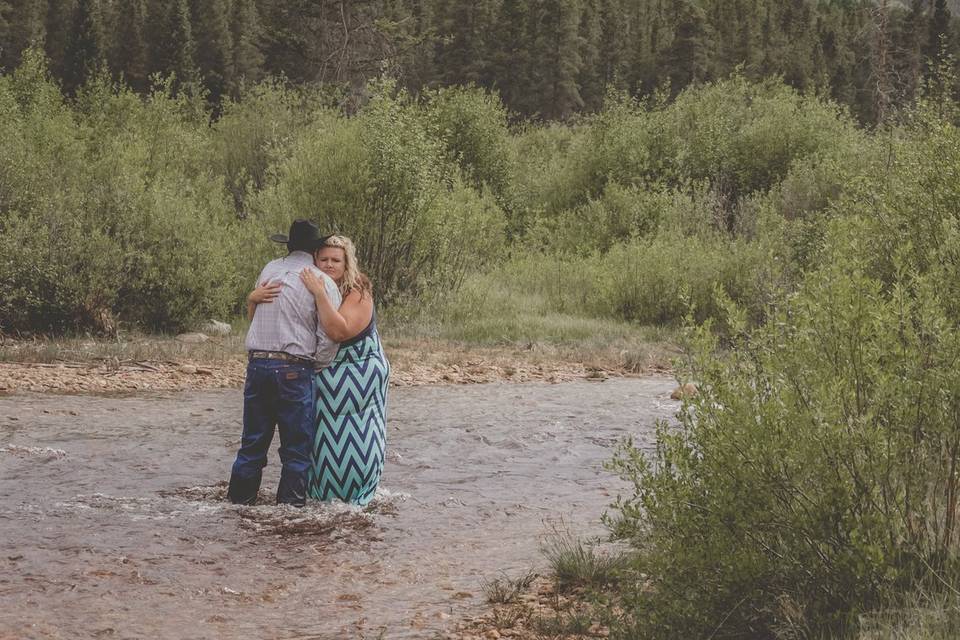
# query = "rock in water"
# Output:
<box><xmin>670</xmin><ymin>382</ymin><xmax>698</xmax><ymax>400</ymax></box>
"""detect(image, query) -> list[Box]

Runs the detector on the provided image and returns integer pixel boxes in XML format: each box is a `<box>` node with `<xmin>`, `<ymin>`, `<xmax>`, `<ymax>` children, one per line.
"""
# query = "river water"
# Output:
<box><xmin>0</xmin><ymin>377</ymin><xmax>676</xmax><ymax>639</ymax></box>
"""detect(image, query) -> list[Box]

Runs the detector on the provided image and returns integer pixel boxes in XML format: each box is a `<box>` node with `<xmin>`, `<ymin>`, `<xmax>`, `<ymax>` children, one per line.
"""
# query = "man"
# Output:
<box><xmin>227</xmin><ymin>219</ymin><xmax>342</xmax><ymax>507</ymax></box>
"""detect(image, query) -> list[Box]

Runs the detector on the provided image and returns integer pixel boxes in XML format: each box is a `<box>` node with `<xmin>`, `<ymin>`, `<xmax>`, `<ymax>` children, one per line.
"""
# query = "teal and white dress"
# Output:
<box><xmin>307</xmin><ymin>308</ymin><xmax>390</xmax><ymax>506</ymax></box>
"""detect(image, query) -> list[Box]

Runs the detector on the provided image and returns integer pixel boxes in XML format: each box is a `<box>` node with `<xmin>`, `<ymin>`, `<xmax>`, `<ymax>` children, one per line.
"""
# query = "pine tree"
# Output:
<box><xmin>146</xmin><ymin>0</ymin><xmax>198</xmax><ymax>91</ymax></box>
<box><xmin>402</xmin><ymin>0</ymin><xmax>439</xmax><ymax>92</ymax></box>
<box><xmin>434</xmin><ymin>0</ymin><xmax>497</xmax><ymax>86</ymax></box>
<box><xmin>778</xmin><ymin>0</ymin><xmax>817</xmax><ymax>90</ymax></box>
<box><xmin>44</xmin><ymin>0</ymin><xmax>76</xmax><ymax>80</ymax></box>
<box><xmin>665</xmin><ymin>0</ymin><xmax>711</xmax><ymax>91</ymax></box>
<box><xmin>230</xmin><ymin>0</ymin><xmax>263</xmax><ymax>94</ymax></box>
<box><xmin>1</xmin><ymin>0</ymin><xmax>45</xmax><ymax>70</ymax></box>
<box><xmin>819</xmin><ymin>4</ymin><xmax>856</xmax><ymax>107</ymax></box>
<box><xmin>110</xmin><ymin>0</ymin><xmax>149</xmax><ymax>91</ymax></box>
<box><xmin>704</xmin><ymin>0</ymin><xmax>762</xmax><ymax>76</ymax></box>
<box><xmin>577</xmin><ymin>0</ymin><xmax>603</xmax><ymax>111</ymax></box>
<box><xmin>0</xmin><ymin>2</ymin><xmax>11</xmax><ymax>57</ymax></box>
<box><xmin>490</xmin><ymin>0</ymin><xmax>533</xmax><ymax>113</ymax></box>
<box><xmin>62</xmin><ymin>0</ymin><xmax>100</xmax><ymax>94</ymax></box>
<box><xmin>189</xmin><ymin>0</ymin><xmax>232</xmax><ymax>103</ymax></box>
<box><xmin>892</xmin><ymin>0</ymin><xmax>927</xmax><ymax>101</ymax></box>
<box><xmin>531</xmin><ymin>0</ymin><xmax>584</xmax><ymax>119</ymax></box>
<box><xmin>597</xmin><ymin>0</ymin><xmax>631</xmax><ymax>91</ymax></box>
<box><xmin>927</xmin><ymin>0</ymin><xmax>951</xmax><ymax>64</ymax></box>
<box><xmin>629</xmin><ymin>0</ymin><xmax>666</xmax><ymax>94</ymax></box>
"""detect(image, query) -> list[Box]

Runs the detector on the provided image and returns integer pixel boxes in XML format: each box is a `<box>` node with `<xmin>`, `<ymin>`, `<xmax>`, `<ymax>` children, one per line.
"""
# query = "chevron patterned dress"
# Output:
<box><xmin>307</xmin><ymin>317</ymin><xmax>389</xmax><ymax>506</ymax></box>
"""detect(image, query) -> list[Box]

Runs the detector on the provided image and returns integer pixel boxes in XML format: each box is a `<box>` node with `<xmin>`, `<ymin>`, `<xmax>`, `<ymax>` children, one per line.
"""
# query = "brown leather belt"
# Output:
<box><xmin>248</xmin><ymin>350</ymin><xmax>313</xmax><ymax>364</ymax></box>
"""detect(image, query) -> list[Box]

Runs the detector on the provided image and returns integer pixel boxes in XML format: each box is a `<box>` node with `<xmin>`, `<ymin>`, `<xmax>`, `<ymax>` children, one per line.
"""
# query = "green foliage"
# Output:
<box><xmin>541</xmin><ymin>526</ymin><xmax>629</xmax><ymax>592</ymax></box>
<box><xmin>664</xmin><ymin>76</ymin><xmax>860</xmax><ymax>202</ymax></box>
<box><xmin>4</xmin><ymin>0</ymin><xmax>960</xmax><ymax>123</ymax></box>
<box><xmin>527</xmin><ymin>182</ymin><xmax>673</xmax><ymax>255</ymax></box>
<box><xmin>0</xmin><ymin>51</ymin><xmax>250</xmax><ymax>333</ymax></box>
<box><xmin>608</xmin><ymin>250</ymin><xmax>960</xmax><ymax>636</ymax></box>
<box><xmin>425</xmin><ymin>85</ymin><xmax>512</xmax><ymax>198</ymax></box>
<box><xmin>61</xmin><ymin>0</ymin><xmax>101</xmax><ymax>96</ymax></box>
<box><xmin>507</xmin><ymin>121</ymin><xmax>583</xmax><ymax>232</ymax></box>
<box><xmin>250</xmin><ymin>80</ymin><xmax>506</xmax><ymax>304</ymax></box>
<box><xmin>605</xmin><ymin>119</ymin><xmax>960</xmax><ymax>638</ymax></box>
<box><xmin>592</xmin><ymin>232</ymin><xmax>777</xmax><ymax>326</ymax></box>
<box><xmin>188</xmin><ymin>0</ymin><xmax>233</xmax><ymax>104</ymax></box>
<box><xmin>858</xmin><ymin>592</ymin><xmax>960</xmax><ymax>640</ymax></box>
<box><xmin>515</xmin><ymin>77</ymin><xmax>862</xmax><ymax>251</ymax></box>
<box><xmin>836</xmin><ymin>116</ymin><xmax>960</xmax><ymax>320</ymax></box>
<box><xmin>212</xmin><ymin>79</ymin><xmax>325</xmax><ymax>215</ymax></box>
<box><xmin>482</xmin><ymin>570</ymin><xmax>537</xmax><ymax>605</ymax></box>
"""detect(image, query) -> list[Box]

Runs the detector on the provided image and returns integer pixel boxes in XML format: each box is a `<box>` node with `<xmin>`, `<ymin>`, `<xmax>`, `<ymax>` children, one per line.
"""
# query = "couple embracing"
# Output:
<box><xmin>227</xmin><ymin>219</ymin><xmax>390</xmax><ymax>508</ymax></box>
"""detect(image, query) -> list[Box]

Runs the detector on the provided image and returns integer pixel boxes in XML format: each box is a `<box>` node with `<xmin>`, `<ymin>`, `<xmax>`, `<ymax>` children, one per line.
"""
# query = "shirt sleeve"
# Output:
<box><xmin>309</xmin><ymin>268</ymin><xmax>343</xmax><ymax>364</ymax></box>
<box><xmin>325</xmin><ymin>274</ymin><xmax>343</xmax><ymax>309</ymax></box>
<box><xmin>254</xmin><ymin>262</ymin><xmax>273</xmax><ymax>288</ymax></box>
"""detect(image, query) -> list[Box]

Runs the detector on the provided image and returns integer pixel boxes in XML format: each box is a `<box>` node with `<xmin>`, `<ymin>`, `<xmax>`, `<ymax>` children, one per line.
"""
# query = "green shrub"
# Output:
<box><xmin>252</xmin><ymin>81</ymin><xmax>506</xmax><ymax>304</ymax></box>
<box><xmin>425</xmin><ymin>85</ymin><xmax>513</xmax><ymax>198</ymax></box>
<box><xmin>546</xmin><ymin>97</ymin><xmax>662</xmax><ymax>214</ymax></box>
<box><xmin>831</xmin><ymin>116</ymin><xmax>960</xmax><ymax>322</ymax></box>
<box><xmin>858</xmin><ymin>592</ymin><xmax>960</xmax><ymax>640</ymax></box>
<box><xmin>506</xmin><ymin>121</ymin><xmax>584</xmax><ymax>235</ymax></box>
<box><xmin>606</xmin><ymin>218</ymin><xmax>960</xmax><ymax>638</ymax></box>
<box><xmin>541</xmin><ymin>527</ymin><xmax>630</xmax><ymax>592</ymax></box>
<box><xmin>0</xmin><ymin>53</ymin><xmax>251</xmax><ymax>333</ymax></box>
<box><xmin>591</xmin><ymin>232</ymin><xmax>780</xmax><ymax>326</ymax></box>
<box><xmin>526</xmin><ymin>182</ymin><xmax>680</xmax><ymax>255</ymax></box>
<box><xmin>212</xmin><ymin>79</ymin><xmax>327</xmax><ymax>216</ymax></box>
<box><xmin>665</xmin><ymin>75</ymin><xmax>861</xmax><ymax>202</ymax></box>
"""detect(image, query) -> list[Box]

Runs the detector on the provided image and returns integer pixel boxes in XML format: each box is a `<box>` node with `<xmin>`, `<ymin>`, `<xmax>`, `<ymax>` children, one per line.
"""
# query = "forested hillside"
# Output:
<box><xmin>1</xmin><ymin>0</ymin><xmax>959</xmax><ymax>122</ymax></box>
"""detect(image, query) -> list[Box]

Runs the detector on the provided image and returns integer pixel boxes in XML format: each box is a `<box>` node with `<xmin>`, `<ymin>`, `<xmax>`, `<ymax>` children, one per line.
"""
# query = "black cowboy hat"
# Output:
<box><xmin>269</xmin><ymin>219</ymin><xmax>328</xmax><ymax>252</ymax></box>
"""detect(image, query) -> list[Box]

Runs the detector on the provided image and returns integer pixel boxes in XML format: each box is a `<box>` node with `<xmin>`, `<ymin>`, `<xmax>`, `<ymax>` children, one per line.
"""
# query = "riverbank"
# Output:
<box><xmin>0</xmin><ymin>333</ymin><xmax>677</xmax><ymax>394</ymax></box>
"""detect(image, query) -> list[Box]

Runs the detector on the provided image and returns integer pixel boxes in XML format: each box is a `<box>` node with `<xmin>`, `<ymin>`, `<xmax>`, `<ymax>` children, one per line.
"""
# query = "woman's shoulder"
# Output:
<box><xmin>343</xmin><ymin>288</ymin><xmax>375</xmax><ymax>305</ymax></box>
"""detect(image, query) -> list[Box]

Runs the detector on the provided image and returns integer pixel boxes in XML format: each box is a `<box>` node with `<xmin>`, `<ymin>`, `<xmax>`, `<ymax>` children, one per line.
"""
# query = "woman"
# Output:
<box><xmin>249</xmin><ymin>235</ymin><xmax>390</xmax><ymax>506</ymax></box>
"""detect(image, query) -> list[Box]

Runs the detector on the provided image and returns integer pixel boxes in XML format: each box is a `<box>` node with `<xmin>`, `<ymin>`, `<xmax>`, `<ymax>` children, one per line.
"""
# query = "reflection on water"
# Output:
<box><xmin>0</xmin><ymin>378</ymin><xmax>674</xmax><ymax>639</ymax></box>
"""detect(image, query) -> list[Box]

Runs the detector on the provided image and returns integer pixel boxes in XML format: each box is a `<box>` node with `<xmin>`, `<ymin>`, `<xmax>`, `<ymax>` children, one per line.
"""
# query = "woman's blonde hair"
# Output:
<box><xmin>319</xmin><ymin>235</ymin><xmax>371</xmax><ymax>298</ymax></box>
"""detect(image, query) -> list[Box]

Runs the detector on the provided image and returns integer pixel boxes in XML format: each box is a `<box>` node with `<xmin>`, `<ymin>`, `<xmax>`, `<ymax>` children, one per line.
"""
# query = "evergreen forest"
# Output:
<box><xmin>3</xmin><ymin>0</ymin><xmax>960</xmax><ymax>122</ymax></box>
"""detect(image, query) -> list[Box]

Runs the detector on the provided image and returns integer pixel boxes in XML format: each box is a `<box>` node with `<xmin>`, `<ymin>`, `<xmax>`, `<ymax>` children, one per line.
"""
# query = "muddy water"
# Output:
<box><xmin>0</xmin><ymin>378</ymin><xmax>676</xmax><ymax>639</ymax></box>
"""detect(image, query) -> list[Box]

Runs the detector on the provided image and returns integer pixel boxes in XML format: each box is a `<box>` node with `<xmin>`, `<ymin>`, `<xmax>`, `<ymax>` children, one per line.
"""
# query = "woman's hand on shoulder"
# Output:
<box><xmin>249</xmin><ymin>281</ymin><xmax>282</xmax><ymax>305</ymax></box>
<box><xmin>300</xmin><ymin>267</ymin><xmax>329</xmax><ymax>298</ymax></box>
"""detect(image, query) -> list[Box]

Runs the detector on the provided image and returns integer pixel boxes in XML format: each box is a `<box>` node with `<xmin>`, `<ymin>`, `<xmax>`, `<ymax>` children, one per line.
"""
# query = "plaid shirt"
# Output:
<box><xmin>245</xmin><ymin>251</ymin><xmax>342</xmax><ymax>366</ymax></box>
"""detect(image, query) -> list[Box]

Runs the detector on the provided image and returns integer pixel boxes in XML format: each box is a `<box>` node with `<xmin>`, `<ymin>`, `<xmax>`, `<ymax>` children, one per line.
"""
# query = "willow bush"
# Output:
<box><xmin>424</xmin><ymin>85</ymin><xmax>513</xmax><ymax>199</ymax></box>
<box><xmin>212</xmin><ymin>79</ymin><xmax>329</xmax><ymax>216</ymax></box>
<box><xmin>250</xmin><ymin>82</ymin><xmax>506</xmax><ymax>305</ymax></box>
<box><xmin>605</xmin><ymin>114</ymin><xmax>960</xmax><ymax>638</ymax></box>
<box><xmin>609</xmin><ymin>237</ymin><xmax>960</xmax><ymax>639</ymax></box>
<box><xmin>0</xmin><ymin>57</ymin><xmax>508</xmax><ymax>333</ymax></box>
<box><xmin>0</xmin><ymin>51</ymin><xmax>253</xmax><ymax>334</ymax></box>
<box><xmin>0</xmin><ymin>54</ymin><xmax>905</xmax><ymax>337</ymax></box>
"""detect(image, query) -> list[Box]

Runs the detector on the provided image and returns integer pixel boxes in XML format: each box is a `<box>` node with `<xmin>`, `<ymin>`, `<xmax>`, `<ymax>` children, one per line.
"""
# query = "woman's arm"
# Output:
<box><xmin>246</xmin><ymin>281</ymin><xmax>283</xmax><ymax>321</ymax></box>
<box><xmin>300</xmin><ymin>269</ymin><xmax>373</xmax><ymax>342</ymax></box>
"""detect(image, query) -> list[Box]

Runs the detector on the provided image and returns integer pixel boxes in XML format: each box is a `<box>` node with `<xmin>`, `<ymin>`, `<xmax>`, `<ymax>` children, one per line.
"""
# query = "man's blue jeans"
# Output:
<box><xmin>228</xmin><ymin>358</ymin><xmax>316</xmax><ymax>506</ymax></box>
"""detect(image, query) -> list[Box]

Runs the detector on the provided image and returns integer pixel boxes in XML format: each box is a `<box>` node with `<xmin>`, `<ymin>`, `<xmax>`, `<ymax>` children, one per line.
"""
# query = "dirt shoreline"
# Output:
<box><xmin>0</xmin><ymin>346</ymin><xmax>666</xmax><ymax>395</ymax></box>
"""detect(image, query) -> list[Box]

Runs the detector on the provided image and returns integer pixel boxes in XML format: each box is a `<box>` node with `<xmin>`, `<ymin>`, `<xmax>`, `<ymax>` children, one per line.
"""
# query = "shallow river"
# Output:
<box><xmin>0</xmin><ymin>377</ymin><xmax>676</xmax><ymax>639</ymax></box>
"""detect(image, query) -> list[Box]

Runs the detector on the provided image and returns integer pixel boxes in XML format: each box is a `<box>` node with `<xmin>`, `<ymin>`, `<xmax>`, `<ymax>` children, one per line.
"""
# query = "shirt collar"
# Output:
<box><xmin>284</xmin><ymin>251</ymin><xmax>314</xmax><ymax>266</ymax></box>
